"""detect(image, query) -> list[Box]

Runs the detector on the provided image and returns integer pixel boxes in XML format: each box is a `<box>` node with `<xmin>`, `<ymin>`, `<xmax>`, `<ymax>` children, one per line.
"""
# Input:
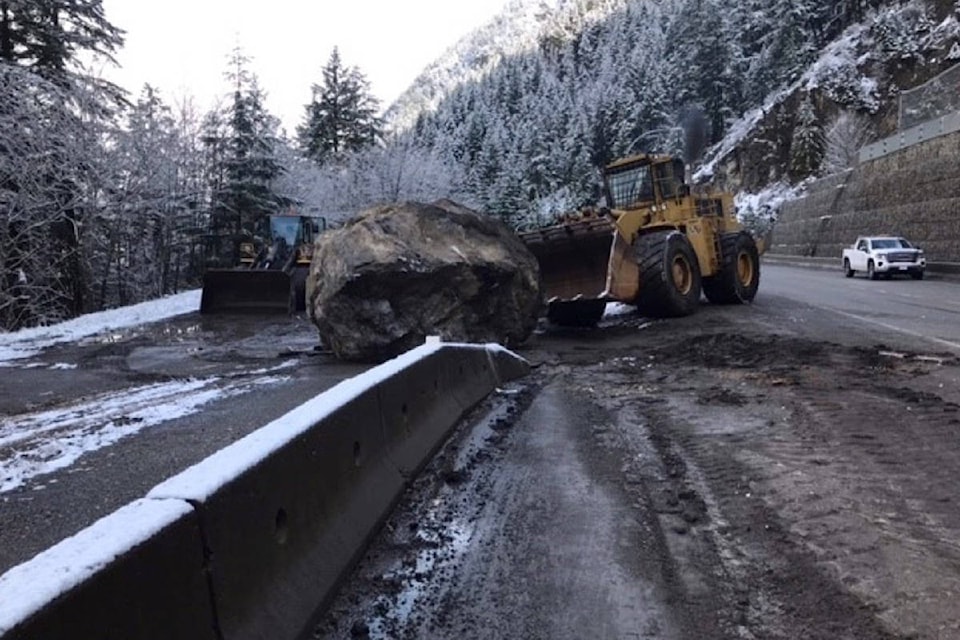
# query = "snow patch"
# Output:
<box><xmin>150</xmin><ymin>342</ymin><xmax>521</xmax><ymax>502</ymax></box>
<box><xmin>0</xmin><ymin>373</ymin><xmax>290</xmax><ymax>493</ymax></box>
<box><xmin>0</xmin><ymin>290</ymin><xmax>200</xmax><ymax>365</ymax></box>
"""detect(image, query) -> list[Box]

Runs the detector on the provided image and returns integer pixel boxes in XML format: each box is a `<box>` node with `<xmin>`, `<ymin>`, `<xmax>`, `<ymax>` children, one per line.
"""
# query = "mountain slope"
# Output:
<box><xmin>383</xmin><ymin>0</ymin><xmax>960</xmax><ymax>229</ymax></box>
<box><xmin>385</xmin><ymin>0</ymin><xmax>624</xmax><ymax>133</ymax></box>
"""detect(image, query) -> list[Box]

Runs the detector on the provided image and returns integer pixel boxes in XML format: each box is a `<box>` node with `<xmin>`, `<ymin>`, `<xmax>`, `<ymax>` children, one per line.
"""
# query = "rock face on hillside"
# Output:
<box><xmin>306</xmin><ymin>200</ymin><xmax>541</xmax><ymax>362</ymax></box>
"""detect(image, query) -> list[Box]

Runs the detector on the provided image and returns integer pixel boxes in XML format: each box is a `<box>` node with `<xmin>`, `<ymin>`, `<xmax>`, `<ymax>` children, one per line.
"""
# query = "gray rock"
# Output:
<box><xmin>306</xmin><ymin>200</ymin><xmax>541</xmax><ymax>362</ymax></box>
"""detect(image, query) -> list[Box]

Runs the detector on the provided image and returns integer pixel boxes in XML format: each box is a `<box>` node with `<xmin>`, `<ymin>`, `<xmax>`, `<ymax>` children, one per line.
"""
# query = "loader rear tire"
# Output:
<box><xmin>634</xmin><ymin>231</ymin><xmax>701</xmax><ymax>317</ymax></box>
<box><xmin>703</xmin><ymin>232</ymin><xmax>760</xmax><ymax>304</ymax></box>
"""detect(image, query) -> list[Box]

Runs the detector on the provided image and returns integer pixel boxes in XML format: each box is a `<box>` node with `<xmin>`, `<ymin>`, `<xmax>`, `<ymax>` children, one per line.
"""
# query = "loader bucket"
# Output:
<box><xmin>199</xmin><ymin>269</ymin><xmax>292</xmax><ymax>314</ymax></box>
<box><xmin>520</xmin><ymin>216</ymin><xmax>618</xmax><ymax>302</ymax></box>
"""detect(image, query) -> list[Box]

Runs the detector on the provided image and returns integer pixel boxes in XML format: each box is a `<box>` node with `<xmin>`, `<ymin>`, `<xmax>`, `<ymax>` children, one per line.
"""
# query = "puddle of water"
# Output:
<box><xmin>452</xmin><ymin>393</ymin><xmax>516</xmax><ymax>472</ymax></box>
<box><xmin>157</xmin><ymin>323</ymin><xmax>202</xmax><ymax>338</ymax></box>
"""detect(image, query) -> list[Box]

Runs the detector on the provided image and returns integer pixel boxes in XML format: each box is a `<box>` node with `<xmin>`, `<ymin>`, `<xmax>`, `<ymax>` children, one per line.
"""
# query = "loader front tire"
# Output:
<box><xmin>290</xmin><ymin>266</ymin><xmax>309</xmax><ymax>312</ymax></box>
<box><xmin>634</xmin><ymin>231</ymin><xmax>701</xmax><ymax>317</ymax></box>
<box><xmin>546</xmin><ymin>299</ymin><xmax>607</xmax><ymax>327</ymax></box>
<box><xmin>703</xmin><ymin>232</ymin><xmax>760</xmax><ymax>304</ymax></box>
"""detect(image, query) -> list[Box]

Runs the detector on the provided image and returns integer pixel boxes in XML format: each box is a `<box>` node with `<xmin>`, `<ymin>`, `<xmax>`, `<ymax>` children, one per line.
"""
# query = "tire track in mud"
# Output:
<box><xmin>316</xmin><ymin>377</ymin><xmax>695</xmax><ymax>640</ymax></box>
<box><xmin>591</xmin><ymin>331</ymin><xmax>960</xmax><ymax>639</ymax></box>
<box><xmin>315</xmin><ymin>319</ymin><xmax>960</xmax><ymax>640</ymax></box>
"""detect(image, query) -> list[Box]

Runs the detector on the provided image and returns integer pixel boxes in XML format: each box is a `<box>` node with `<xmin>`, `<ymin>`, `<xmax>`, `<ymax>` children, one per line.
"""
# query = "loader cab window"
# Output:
<box><xmin>605</xmin><ymin>163</ymin><xmax>654</xmax><ymax>209</ymax></box>
<box><xmin>653</xmin><ymin>159</ymin><xmax>687</xmax><ymax>200</ymax></box>
<box><xmin>270</xmin><ymin>216</ymin><xmax>303</xmax><ymax>249</ymax></box>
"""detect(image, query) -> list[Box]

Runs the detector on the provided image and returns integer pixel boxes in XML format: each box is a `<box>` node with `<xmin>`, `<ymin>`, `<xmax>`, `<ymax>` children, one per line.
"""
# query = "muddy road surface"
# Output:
<box><xmin>318</xmin><ymin>268</ymin><xmax>960</xmax><ymax>639</ymax></box>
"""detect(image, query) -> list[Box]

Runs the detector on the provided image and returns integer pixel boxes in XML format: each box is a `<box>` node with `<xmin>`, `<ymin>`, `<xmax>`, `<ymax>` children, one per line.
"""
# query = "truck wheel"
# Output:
<box><xmin>843</xmin><ymin>258</ymin><xmax>854</xmax><ymax>278</ymax></box>
<box><xmin>867</xmin><ymin>260</ymin><xmax>879</xmax><ymax>280</ymax></box>
<box><xmin>634</xmin><ymin>231</ymin><xmax>701</xmax><ymax>317</ymax></box>
<box><xmin>911</xmin><ymin>270</ymin><xmax>924</xmax><ymax>280</ymax></box>
<box><xmin>703</xmin><ymin>232</ymin><xmax>761</xmax><ymax>304</ymax></box>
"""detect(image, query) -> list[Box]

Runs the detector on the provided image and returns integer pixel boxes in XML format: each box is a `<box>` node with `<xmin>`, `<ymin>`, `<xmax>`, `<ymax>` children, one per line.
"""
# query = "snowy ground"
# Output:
<box><xmin>0</xmin><ymin>290</ymin><xmax>302</xmax><ymax>494</ymax></box>
<box><xmin>0</xmin><ymin>290</ymin><xmax>203</xmax><ymax>366</ymax></box>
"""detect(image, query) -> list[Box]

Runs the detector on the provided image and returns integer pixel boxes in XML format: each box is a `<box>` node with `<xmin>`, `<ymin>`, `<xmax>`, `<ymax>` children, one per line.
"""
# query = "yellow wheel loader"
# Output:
<box><xmin>200</xmin><ymin>214</ymin><xmax>326</xmax><ymax>314</ymax></box>
<box><xmin>520</xmin><ymin>154</ymin><xmax>760</xmax><ymax>326</ymax></box>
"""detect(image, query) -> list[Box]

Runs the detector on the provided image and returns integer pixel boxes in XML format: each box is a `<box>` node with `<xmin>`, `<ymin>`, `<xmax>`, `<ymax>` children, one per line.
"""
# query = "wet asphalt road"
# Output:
<box><xmin>0</xmin><ymin>313</ymin><xmax>367</xmax><ymax>576</ymax></box>
<box><xmin>757</xmin><ymin>263</ymin><xmax>960</xmax><ymax>354</ymax></box>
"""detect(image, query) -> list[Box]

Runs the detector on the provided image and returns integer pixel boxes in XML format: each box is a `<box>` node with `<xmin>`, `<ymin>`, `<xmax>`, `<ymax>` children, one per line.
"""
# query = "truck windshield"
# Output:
<box><xmin>872</xmin><ymin>238</ymin><xmax>912</xmax><ymax>249</ymax></box>
<box><xmin>605</xmin><ymin>164</ymin><xmax>654</xmax><ymax>208</ymax></box>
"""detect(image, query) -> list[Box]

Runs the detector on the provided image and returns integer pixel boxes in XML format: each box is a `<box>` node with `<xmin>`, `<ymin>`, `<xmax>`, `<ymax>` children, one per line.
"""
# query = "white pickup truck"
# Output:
<box><xmin>842</xmin><ymin>236</ymin><xmax>926</xmax><ymax>280</ymax></box>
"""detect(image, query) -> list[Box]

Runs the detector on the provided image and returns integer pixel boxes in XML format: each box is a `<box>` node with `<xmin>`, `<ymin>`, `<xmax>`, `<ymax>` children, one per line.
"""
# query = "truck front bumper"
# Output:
<box><xmin>874</xmin><ymin>258</ymin><xmax>926</xmax><ymax>274</ymax></box>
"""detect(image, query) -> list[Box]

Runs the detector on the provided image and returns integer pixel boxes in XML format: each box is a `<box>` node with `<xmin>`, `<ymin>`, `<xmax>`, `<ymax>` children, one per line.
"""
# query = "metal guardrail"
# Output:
<box><xmin>860</xmin><ymin>111</ymin><xmax>960</xmax><ymax>162</ymax></box>
<box><xmin>860</xmin><ymin>62</ymin><xmax>960</xmax><ymax>163</ymax></box>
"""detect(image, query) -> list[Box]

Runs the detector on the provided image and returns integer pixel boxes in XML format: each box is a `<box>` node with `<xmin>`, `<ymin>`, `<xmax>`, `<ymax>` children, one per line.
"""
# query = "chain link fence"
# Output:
<box><xmin>899</xmin><ymin>62</ymin><xmax>960</xmax><ymax>130</ymax></box>
<box><xmin>861</xmin><ymin>62</ymin><xmax>960</xmax><ymax>162</ymax></box>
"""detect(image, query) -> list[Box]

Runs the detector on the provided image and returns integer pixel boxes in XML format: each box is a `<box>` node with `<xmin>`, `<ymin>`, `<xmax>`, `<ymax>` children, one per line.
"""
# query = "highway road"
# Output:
<box><xmin>318</xmin><ymin>264</ymin><xmax>960</xmax><ymax>640</ymax></box>
<box><xmin>756</xmin><ymin>263</ymin><xmax>960</xmax><ymax>354</ymax></box>
<box><xmin>3</xmin><ymin>264</ymin><xmax>960</xmax><ymax>639</ymax></box>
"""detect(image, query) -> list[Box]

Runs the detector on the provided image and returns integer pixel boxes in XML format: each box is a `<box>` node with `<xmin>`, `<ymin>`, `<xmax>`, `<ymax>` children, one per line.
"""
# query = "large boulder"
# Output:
<box><xmin>306</xmin><ymin>200</ymin><xmax>541</xmax><ymax>362</ymax></box>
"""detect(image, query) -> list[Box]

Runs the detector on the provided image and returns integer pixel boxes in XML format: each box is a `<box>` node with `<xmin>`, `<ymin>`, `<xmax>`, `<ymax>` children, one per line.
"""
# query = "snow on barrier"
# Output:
<box><xmin>0</xmin><ymin>499</ymin><xmax>214</xmax><ymax>639</ymax></box>
<box><xmin>0</xmin><ymin>342</ymin><xmax>529</xmax><ymax>640</ymax></box>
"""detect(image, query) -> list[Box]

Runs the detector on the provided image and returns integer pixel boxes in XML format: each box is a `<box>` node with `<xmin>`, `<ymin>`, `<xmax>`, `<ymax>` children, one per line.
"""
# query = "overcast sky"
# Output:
<box><xmin>97</xmin><ymin>0</ymin><xmax>510</xmax><ymax>133</ymax></box>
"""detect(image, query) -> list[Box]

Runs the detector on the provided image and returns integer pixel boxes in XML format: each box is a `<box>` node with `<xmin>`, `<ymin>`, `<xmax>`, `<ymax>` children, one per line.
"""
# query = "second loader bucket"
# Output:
<box><xmin>200</xmin><ymin>269</ymin><xmax>293</xmax><ymax>314</ymax></box>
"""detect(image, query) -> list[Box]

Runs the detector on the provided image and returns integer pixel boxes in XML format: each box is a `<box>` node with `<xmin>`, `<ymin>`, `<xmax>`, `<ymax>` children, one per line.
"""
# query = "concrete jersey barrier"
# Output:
<box><xmin>0</xmin><ymin>342</ymin><xmax>529</xmax><ymax>640</ymax></box>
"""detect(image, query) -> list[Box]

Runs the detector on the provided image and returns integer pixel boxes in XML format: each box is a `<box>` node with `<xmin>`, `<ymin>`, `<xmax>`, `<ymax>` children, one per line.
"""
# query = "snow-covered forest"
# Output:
<box><xmin>3</xmin><ymin>0</ymin><xmax>960</xmax><ymax>330</ymax></box>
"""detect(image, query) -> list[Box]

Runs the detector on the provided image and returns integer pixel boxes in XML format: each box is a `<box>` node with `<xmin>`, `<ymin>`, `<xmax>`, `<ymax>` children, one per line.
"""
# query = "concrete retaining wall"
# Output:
<box><xmin>0</xmin><ymin>342</ymin><xmax>528</xmax><ymax>640</ymax></box>
<box><xmin>772</xmin><ymin>129</ymin><xmax>960</xmax><ymax>261</ymax></box>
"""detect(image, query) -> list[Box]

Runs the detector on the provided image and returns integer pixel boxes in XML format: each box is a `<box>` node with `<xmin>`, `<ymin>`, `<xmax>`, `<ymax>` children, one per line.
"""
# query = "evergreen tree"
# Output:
<box><xmin>789</xmin><ymin>95</ymin><xmax>824</xmax><ymax>179</ymax></box>
<box><xmin>205</xmin><ymin>47</ymin><xmax>285</xmax><ymax>263</ymax></box>
<box><xmin>297</xmin><ymin>48</ymin><xmax>383</xmax><ymax>165</ymax></box>
<box><xmin>666</xmin><ymin>0</ymin><xmax>738</xmax><ymax>146</ymax></box>
<box><xmin>97</xmin><ymin>85</ymin><xmax>201</xmax><ymax>307</ymax></box>
<box><xmin>0</xmin><ymin>0</ymin><xmax>123</xmax><ymax>76</ymax></box>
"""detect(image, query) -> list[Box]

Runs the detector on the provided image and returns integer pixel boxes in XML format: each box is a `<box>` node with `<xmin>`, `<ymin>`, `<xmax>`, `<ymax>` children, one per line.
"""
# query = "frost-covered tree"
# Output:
<box><xmin>204</xmin><ymin>47</ymin><xmax>285</xmax><ymax>264</ymax></box>
<box><xmin>0</xmin><ymin>0</ymin><xmax>125</xmax><ymax>328</ymax></box>
<box><xmin>822</xmin><ymin>110</ymin><xmax>872</xmax><ymax>174</ymax></box>
<box><xmin>0</xmin><ymin>66</ymin><xmax>105</xmax><ymax>327</ymax></box>
<box><xmin>870</xmin><ymin>3</ymin><xmax>933</xmax><ymax>62</ymax></box>
<box><xmin>789</xmin><ymin>95</ymin><xmax>825</xmax><ymax>179</ymax></box>
<box><xmin>297</xmin><ymin>48</ymin><xmax>383</xmax><ymax>165</ymax></box>
<box><xmin>666</xmin><ymin>0</ymin><xmax>739</xmax><ymax>145</ymax></box>
<box><xmin>91</xmin><ymin>85</ymin><xmax>205</xmax><ymax>309</ymax></box>
<box><xmin>0</xmin><ymin>0</ymin><xmax>123</xmax><ymax>78</ymax></box>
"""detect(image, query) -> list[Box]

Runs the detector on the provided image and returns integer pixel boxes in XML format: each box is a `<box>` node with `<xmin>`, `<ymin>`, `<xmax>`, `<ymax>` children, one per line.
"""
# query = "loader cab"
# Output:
<box><xmin>602</xmin><ymin>155</ymin><xmax>688</xmax><ymax>210</ymax></box>
<box><xmin>269</xmin><ymin>214</ymin><xmax>327</xmax><ymax>266</ymax></box>
<box><xmin>269</xmin><ymin>215</ymin><xmax>325</xmax><ymax>247</ymax></box>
